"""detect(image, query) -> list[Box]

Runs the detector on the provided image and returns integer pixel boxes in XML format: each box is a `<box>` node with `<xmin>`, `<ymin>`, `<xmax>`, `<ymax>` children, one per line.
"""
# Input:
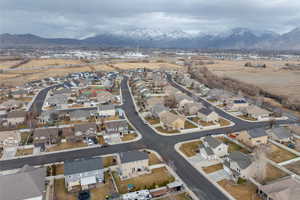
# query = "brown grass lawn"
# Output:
<box><xmin>266</xmin><ymin>144</ymin><xmax>297</xmax><ymax>163</ymax></box>
<box><xmin>148</xmin><ymin>152</ymin><xmax>162</xmax><ymax>165</ymax></box>
<box><xmin>113</xmin><ymin>167</ymin><xmax>175</xmax><ymax>194</ymax></box>
<box><xmin>255</xmin><ymin>164</ymin><xmax>288</xmax><ymax>184</ymax></box>
<box><xmin>184</xmin><ymin>121</ymin><xmax>198</xmax><ymax>129</ymax></box>
<box><xmin>47</xmin><ymin>142</ymin><xmax>87</xmax><ymax>152</ymax></box>
<box><xmin>54</xmin><ymin>179</ymin><xmax>76</xmax><ymax>200</ymax></box>
<box><xmin>218</xmin><ymin>118</ymin><xmax>231</xmax><ymax>126</ymax></box>
<box><xmin>237</xmin><ymin>115</ymin><xmax>257</xmax><ymax>121</ymax></box>
<box><xmin>219</xmin><ymin>138</ymin><xmax>250</xmax><ymax>154</ymax></box>
<box><xmin>198</xmin><ymin>120</ymin><xmax>216</xmax><ymax>126</ymax></box>
<box><xmin>179</xmin><ymin>140</ymin><xmax>202</xmax><ymax>157</ymax></box>
<box><xmin>102</xmin><ymin>156</ymin><xmax>117</xmax><ymax>168</ymax></box>
<box><xmin>156</xmin><ymin>126</ymin><xmax>180</xmax><ymax>134</ymax></box>
<box><xmin>285</xmin><ymin>160</ymin><xmax>300</xmax><ymax>175</ymax></box>
<box><xmin>218</xmin><ymin>180</ymin><xmax>261</xmax><ymax>200</ymax></box>
<box><xmin>157</xmin><ymin>192</ymin><xmax>193</xmax><ymax>200</ymax></box>
<box><xmin>90</xmin><ymin>184</ymin><xmax>111</xmax><ymax>200</ymax></box>
<box><xmin>15</xmin><ymin>148</ymin><xmax>33</xmax><ymax>156</ymax></box>
<box><xmin>54</xmin><ymin>164</ymin><xmax>65</xmax><ymax>175</ymax></box>
<box><xmin>145</xmin><ymin>117</ymin><xmax>160</xmax><ymax>125</ymax></box>
<box><xmin>202</xmin><ymin>163</ymin><xmax>223</xmax><ymax>174</ymax></box>
<box><xmin>98</xmin><ymin>136</ymin><xmax>105</xmax><ymax>145</ymax></box>
<box><xmin>121</xmin><ymin>133</ymin><xmax>138</xmax><ymax>141</ymax></box>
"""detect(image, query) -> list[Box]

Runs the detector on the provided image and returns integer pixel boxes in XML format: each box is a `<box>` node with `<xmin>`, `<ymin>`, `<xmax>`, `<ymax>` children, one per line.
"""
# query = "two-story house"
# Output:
<box><xmin>104</xmin><ymin>119</ymin><xmax>128</xmax><ymax>138</ymax></box>
<box><xmin>236</xmin><ymin>128</ymin><xmax>268</xmax><ymax>147</ymax></box>
<box><xmin>64</xmin><ymin>157</ymin><xmax>104</xmax><ymax>191</ymax></box>
<box><xmin>98</xmin><ymin>104</ymin><xmax>115</xmax><ymax>117</ymax></box>
<box><xmin>200</xmin><ymin>136</ymin><xmax>228</xmax><ymax>160</ymax></box>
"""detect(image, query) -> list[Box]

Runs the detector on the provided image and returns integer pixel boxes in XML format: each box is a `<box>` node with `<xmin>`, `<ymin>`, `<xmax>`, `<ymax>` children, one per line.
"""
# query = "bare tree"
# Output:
<box><xmin>252</xmin><ymin>145</ymin><xmax>271</xmax><ymax>183</ymax></box>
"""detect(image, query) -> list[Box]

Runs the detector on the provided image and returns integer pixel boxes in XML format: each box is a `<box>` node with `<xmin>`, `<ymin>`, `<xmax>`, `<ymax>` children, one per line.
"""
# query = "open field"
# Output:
<box><xmin>0</xmin><ymin>60</ymin><xmax>23</xmax><ymax>69</ymax></box>
<box><xmin>17</xmin><ymin>58</ymin><xmax>85</xmax><ymax>68</ymax></box>
<box><xmin>207</xmin><ymin>59</ymin><xmax>300</xmax><ymax>101</ymax></box>
<box><xmin>218</xmin><ymin>179</ymin><xmax>261</xmax><ymax>200</ymax></box>
<box><xmin>113</xmin><ymin>62</ymin><xmax>181</xmax><ymax>70</ymax></box>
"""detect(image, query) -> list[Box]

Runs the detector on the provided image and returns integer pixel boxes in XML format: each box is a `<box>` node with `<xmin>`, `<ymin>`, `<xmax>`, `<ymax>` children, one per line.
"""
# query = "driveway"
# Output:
<box><xmin>188</xmin><ymin>154</ymin><xmax>220</xmax><ymax>168</ymax></box>
<box><xmin>208</xmin><ymin>169</ymin><xmax>230</xmax><ymax>182</ymax></box>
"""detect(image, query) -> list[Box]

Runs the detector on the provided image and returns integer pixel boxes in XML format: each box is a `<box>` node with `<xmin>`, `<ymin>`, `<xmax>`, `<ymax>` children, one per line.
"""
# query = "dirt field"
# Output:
<box><xmin>113</xmin><ymin>62</ymin><xmax>181</xmax><ymax>70</ymax></box>
<box><xmin>206</xmin><ymin>59</ymin><xmax>300</xmax><ymax>100</ymax></box>
<box><xmin>18</xmin><ymin>58</ymin><xmax>85</xmax><ymax>68</ymax></box>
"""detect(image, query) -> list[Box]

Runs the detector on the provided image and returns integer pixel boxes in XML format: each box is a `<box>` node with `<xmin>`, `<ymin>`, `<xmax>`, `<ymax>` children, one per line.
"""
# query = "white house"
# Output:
<box><xmin>98</xmin><ymin>104</ymin><xmax>115</xmax><ymax>117</ymax></box>
<box><xmin>200</xmin><ymin>136</ymin><xmax>228</xmax><ymax>160</ymax></box>
<box><xmin>197</xmin><ymin>109</ymin><xmax>220</xmax><ymax>122</ymax></box>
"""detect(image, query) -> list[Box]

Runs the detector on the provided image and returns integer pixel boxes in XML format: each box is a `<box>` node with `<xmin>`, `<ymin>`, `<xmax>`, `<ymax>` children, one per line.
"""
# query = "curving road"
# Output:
<box><xmin>0</xmin><ymin>76</ymin><xmax>297</xmax><ymax>200</ymax></box>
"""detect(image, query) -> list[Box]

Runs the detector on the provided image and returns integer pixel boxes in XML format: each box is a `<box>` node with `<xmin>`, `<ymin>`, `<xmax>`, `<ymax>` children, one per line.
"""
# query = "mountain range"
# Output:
<box><xmin>1</xmin><ymin>27</ymin><xmax>300</xmax><ymax>50</ymax></box>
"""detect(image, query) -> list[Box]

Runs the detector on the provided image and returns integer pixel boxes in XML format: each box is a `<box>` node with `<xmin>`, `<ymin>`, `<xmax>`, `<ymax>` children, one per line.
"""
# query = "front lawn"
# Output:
<box><xmin>217</xmin><ymin>180</ymin><xmax>261</xmax><ymax>200</ymax></box>
<box><xmin>15</xmin><ymin>148</ymin><xmax>33</xmax><ymax>156</ymax></box>
<box><xmin>47</xmin><ymin>142</ymin><xmax>87</xmax><ymax>152</ymax></box>
<box><xmin>156</xmin><ymin>126</ymin><xmax>179</xmax><ymax>134</ymax></box>
<box><xmin>145</xmin><ymin>117</ymin><xmax>160</xmax><ymax>125</ymax></box>
<box><xmin>102</xmin><ymin>156</ymin><xmax>117</xmax><ymax>168</ymax></box>
<box><xmin>179</xmin><ymin>140</ymin><xmax>202</xmax><ymax>157</ymax></box>
<box><xmin>113</xmin><ymin>167</ymin><xmax>175</xmax><ymax>194</ymax></box>
<box><xmin>202</xmin><ymin>163</ymin><xmax>223</xmax><ymax>174</ymax></box>
<box><xmin>121</xmin><ymin>133</ymin><xmax>138</xmax><ymax>141</ymax></box>
<box><xmin>218</xmin><ymin>118</ymin><xmax>231</xmax><ymax>126</ymax></box>
<box><xmin>237</xmin><ymin>115</ymin><xmax>257</xmax><ymax>121</ymax></box>
<box><xmin>184</xmin><ymin>121</ymin><xmax>197</xmax><ymax>129</ymax></box>
<box><xmin>148</xmin><ymin>152</ymin><xmax>162</xmax><ymax>165</ymax></box>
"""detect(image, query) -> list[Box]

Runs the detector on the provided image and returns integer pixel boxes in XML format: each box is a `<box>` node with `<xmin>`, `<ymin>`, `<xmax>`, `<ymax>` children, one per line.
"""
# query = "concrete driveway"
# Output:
<box><xmin>208</xmin><ymin>169</ymin><xmax>230</xmax><ymax>182</ymax></box>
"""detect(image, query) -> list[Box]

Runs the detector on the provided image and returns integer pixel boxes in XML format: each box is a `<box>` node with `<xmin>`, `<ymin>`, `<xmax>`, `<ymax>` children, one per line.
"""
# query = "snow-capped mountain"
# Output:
<box><xmin>1</xmin><ymin>27</ymin><xmax>300</xmax><ymax>49</ymax></box>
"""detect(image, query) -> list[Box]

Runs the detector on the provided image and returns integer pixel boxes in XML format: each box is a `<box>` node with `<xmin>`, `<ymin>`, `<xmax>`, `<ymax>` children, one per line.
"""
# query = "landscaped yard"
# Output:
<box><xmin>218</xmin><ymin>180</ymin><xmax>261</xmax><ymax>200</ymax></box>
<box><xmin>15</xmin><ymin>148</ymin><xmax>33</xmax><ymax>156</ymax></box>
<box><xmin>184</xmin><ymin>121</ymin><xmax>198</xmax><ymax>129</ymax></box>
<box><xmin>47</xmin><ymin>142</ymin><xmax>87</xmax><ymax>152</ymax></box>
<box><xmin>266</xmin><ymin>144</ymin><xmax>297</xmax><ymax>163</ymax></box>
<box><xmin>285</xmin><ymin>160</ymin><xmax>300</xmax><ymax>175</ymax></box>
<box><xmin>202</xmin><ymin>163</ymin><xmax>223</xmax><ymax>174</ymax></box>
<box><xmin>179</xmin><ymin>140</ymin><xmax>202</xmax><ymax>157</ymax></box>
<box><xmin>113</xmin><ymin>167</ymin><xmax>175</xmax><ymax>194</ymax></box>
<box><xmin>156</xmin><ymin>126</ymin><xmax>179</xmax><ymax>134</ymax></box>
<box><xmin>145</xmin><ymin>117</ymin><xmax>160</xmax><ymax>125</ymax></box>
<box><xmin>218</xmin><ymin>118</ymin><xmax>231</xmax><ymax>126</ymax></box>
<box><xmin>121</xmin><ymin>133</ymin><xmax>138</xmax><ymax>141</ymax></box>
<box><xmin>254</xmin><ymin>164</ymin><xmax>288</xmax><ymax>184</ymax></box>
<box><xmin>102</xmin><ymin>156</ymin><xmax>117</xmax><ymax>168</ymax></box>
<box><xmin>219</xmin><ymin>138</ymin><xmax>250</xmax><ymax>154</ymax></box>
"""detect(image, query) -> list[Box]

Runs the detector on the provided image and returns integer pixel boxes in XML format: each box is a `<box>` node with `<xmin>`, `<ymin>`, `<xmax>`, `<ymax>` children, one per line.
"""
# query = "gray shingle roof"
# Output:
<box><xmin>271</xmin><ymin>127</ymin><xmax>293</xmax><ymax>139</ymax></box>
<box><xmin>248</xmin><ymin>128</ymin><xmax>267</xmax><ymax>138</ymax></box>
<box><xmin>203</xmin><ymin>136</ymin><xmax>222</xmax><ymax>148</ymax></box>
<box><xmin>98</xmin><ymin>104</ymin><xmax>115</xmax><ymax>111</ymax></box>
<box><xmin>200</xmin><ymin>144</ymin><xmax>214</xmax><ymax>155</ymax></box>
<box><xmin>64</xmin><ymin>157</ymin><xmax>103</xmax><ymax>175</ymax></box>
<box><xmin>120</xmin><ymin>150</ymin><xmax>148</xmax><ymax>164</ymax></box>
<box><xmin>0</xmin><ymin>165</ymin><xmax>45</xmax><ymax>200</ymax></box>
<box><xmin>228</xmin><ymin>151</ymin><xmax>252</xmax><ymax>169</ymax></box>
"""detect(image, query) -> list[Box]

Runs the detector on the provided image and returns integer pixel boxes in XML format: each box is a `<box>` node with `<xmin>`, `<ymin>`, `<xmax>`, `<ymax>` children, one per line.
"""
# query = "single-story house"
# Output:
<box><xmin>46</xmin><ymin>94</ymin><xmax>68</xmax><ymax>107</ymax></box>
<box><xmin>241</xmin><ymin>105</ymin><xmax>271</xmax><ymax>120</ymax></box>
<box><xmin>98</xmin><ymin>104</ymin><xmax>115</xmax><ymax>117</ymax></box>
<box><xmin>69</xmin><ymin>110</ymin><xmax>91</xmax><ymax>121</ymax></box>
<box><xmin>118</xmin><ymin>150</ymin><xmax>149</xmax><ymax>180</ymax></box>
<box><xmin>159</xmin><ymin>111</ymin><xmax>185</xmax><ymax>131</ymax></box>
<box><xmin>74</xmin><ymin>123</ymin><xmax>98</xmax><ymax>138</ymax></box>
<box><xmin>146</xmin><ymin>97</ymin><xmax>164</xmax><ymax>108</ymax></box>
<box><xmin>150</xmin><ymin>104</ymin><xmax>168</xmax><ymax>119</ymax></box>
<box><xmin>223</xmin><ymin>151</ymin><xmax>254</xmax><ymax>182</ymax></box>
<box><xmin>267</xmin><ymin>127</ymin><xmax>293</xmax><ymax>143</ymax></box>
<box><xmin>237</xmin><ymin>128</ymin><xmax>268</xmax><ymax>147</ymax></box>
<box><xmin>182</xmin><ymin>102</ymin><xmax>204</xmax><ymax>116</ymax></box>
<box><xmin>257</xmin><ymin>176</ymin><xmax>300</xmax><ymax>200</ymax></box>
<box><xmin>62</xmin><ymin>127</ymin><xmax>82</xmax><ymax>143</ymax></box>
<box><xmin>64</xmin><ymin>157</ymin><xmax>104</xmax><ymax>191</ymax></box>
<box><xmin>38</xmin><ymin>110</ymin><xmax>59</xmax><ymax>124</ymax></box>
<box><xmin>0</xmin><ymin>165</ymin><xmax>46</xmax><ymax>200</ymax></box>
<box><xmin>122</xmin><ymin>190</ymin><xmax>152</xmax><ymax>200</ymax></box>
<box><xmin>104</xmin><ymin>119</ymin><xmax>128</xmax><ymax>137</ymax></box>
<box><xmin>226</xmin><ymin>99</ymin><xmax>249</xmax><ymax>111</ymax></box>
<box><xmin>197</xmin><ymin>109</ymin><xmax>219</xmax><ymax>123</ymax></box>
<box><xmin>200</xmin><ymin>136</ymin><xmax>228</xmax><ymax>160</ymax></box>
<box><xmin>0</xmin><ymin>130</ymin><xmax>20</xmax><ymax>149</ymax></box>
<box><xmin>6</xmin><ymin>111</ymin><xmax>27</xmax><ymax>126</ymax></box>
<box><xmin>33</xmin><ymin>128</ymin><xmax>59</xmax><ymax>146</ymax></box>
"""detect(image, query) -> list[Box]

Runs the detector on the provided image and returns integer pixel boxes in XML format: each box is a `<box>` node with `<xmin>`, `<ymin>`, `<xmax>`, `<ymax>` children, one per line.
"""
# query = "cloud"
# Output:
<box><xmin>0</xmin><ymin>0</ymin><xmax>300</xmax><ymax>38</ymax></box>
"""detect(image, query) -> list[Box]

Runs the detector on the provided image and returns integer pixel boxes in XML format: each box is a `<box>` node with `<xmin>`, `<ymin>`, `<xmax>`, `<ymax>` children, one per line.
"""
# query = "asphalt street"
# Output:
<box><xmin>0</xmin><ymin>76</ymin><xmax>298</xmax><ymax>200</ymax></box>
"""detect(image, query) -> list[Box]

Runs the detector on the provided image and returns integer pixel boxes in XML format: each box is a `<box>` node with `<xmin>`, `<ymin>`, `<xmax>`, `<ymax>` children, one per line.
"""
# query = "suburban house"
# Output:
<box><xmin>200</xmin><ymin>136</ymin><xmax>228</xmax><ymax>160</ymax></box>
<box><xmin>236</xmin><ymin>128</ymin><xmax>268</xmax><ymax>147</ymax></box>
<box><xmin>69</xmin><ymin>110</ymin><xmax>91</xmax><ymax>121</ymax></box>
<box><xmin>175</xmin><ymin>94</ymin><xmax>193</xmax><ymax>110</ymax></box>
<box><xmin>104</xmin><ymin>119</ymin><xmax>129</xmax><ymax>137</ymax></box>
<box><xmin>267</xmin><ymin>127</ymin><xmax>293</xmax><ymax>143</ymax></box>
<box><xmin>197</xmin><ymin>109</ymin><xmax>220</xmax><ymax>123</ymax></box>
<box><xmin>0</xmin><ymin>130</ymin><xmax>20</xmax><ymax>149</ymax></box>
<box><xmin>146</xmin><ymin>97</ymin><xmax>164</xmax><ymax>108</ymax></box>
<box><xmin>74</xmin><ymin>123</ymin><xmax>98</xmax><ymax>139</ymax></box>
<box><xmin>122</xmin><ymin>190</ymin><xmax>152</xmax><ymax>200</ymax></box>
<box><xmin>46</xmin><ymin>94</ymin><xmax>68</xmax><ymax>108</ymax></box>
<box><xmin>38</xmin><ymin>110</ymin><xmax>59</xmax><ymax>124</ymax></box>
<box><xmin>223</xmin><ymin>151</ymin><xmax>254</xmax><ymax>182</ymax></box>
<box><xmin>241</xmin><ymin>105</ymin><xmax>271</xmax><ymax>120</ymax></box>
<box><xmin>257</xmin><ymin>176</ymin><xmax>300</xmax><ymax>200</ymax></box>
<box><xmin>98</xmin><ymin>104</ymin><xmax>115</xmax><ymax>117</ymax></box>
<box><xmin>62</xmin><ymin>127</ymin><xmax>83</xmax><ymax>143</ymax></box>
<box><xmin>33</xmin><ymin>128</ymin><xmax>59</xmax><ymax>146</ymax></box>
<box><xmin>96</xmin><ymin>92</ymin><xmax>114</xmax><ymax>104</ymax></box>
<box><xmin>118</xmin><ymin>150</ymin><xmax>150</xmax><ymax>180</ymax></box>
<box><xmin>150</xmin><ymin>104</ymin><xmax>168</xmax><ymax>118</ymax></box>
<box><xmin>64</xmin><ymin>157</ymin><xmax>104</xmax><ymax>191</ymax></box>
<box><xmin>182</xmin><ymin>102</ymin><xmax>204</xmax><ymax>115</ymax></box>
<box><xmin>159</xmin><ymin>111</ymin><xmax>185</xmax><ymax>131</ymax></box>
<box><xmin>226</xmin><ymin>99</ymin><xmax>249</xmax><ymax>111</ymax></box>
<box><xmin>0</xmin><ymin>165</ymin><xmax>46</xmax><ymax>200</ymax></box>
<box><xmin>6</xmin><ymin>111</ymin><xmax>27</xmax><ymax>125</ymax></box>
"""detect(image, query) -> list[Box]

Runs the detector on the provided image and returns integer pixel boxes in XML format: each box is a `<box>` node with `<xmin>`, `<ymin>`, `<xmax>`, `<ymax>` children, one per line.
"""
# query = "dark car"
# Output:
<box><xmin>78</xmin><ymin>191</ymin><xmax>90</xmax><ymax>200</ymax></box>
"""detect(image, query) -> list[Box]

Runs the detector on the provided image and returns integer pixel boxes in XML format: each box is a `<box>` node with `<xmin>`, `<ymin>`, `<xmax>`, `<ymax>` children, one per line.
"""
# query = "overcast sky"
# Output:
<box><xmin>1</xmin><ymin>0</ymin><xmax>300</xmax><ymax>38</ymax></box>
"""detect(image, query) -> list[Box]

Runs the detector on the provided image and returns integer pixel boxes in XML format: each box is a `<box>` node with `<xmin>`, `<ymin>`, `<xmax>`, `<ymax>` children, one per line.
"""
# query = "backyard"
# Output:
<box><xmin>219</xmin><ymin>137</ymin><xmax>250</xmax><ymax>154</ymax></box>
<box><xmin>266</xmin><ymin>144</ymin><xmax>297</xmax><ymax>163</ymax></box>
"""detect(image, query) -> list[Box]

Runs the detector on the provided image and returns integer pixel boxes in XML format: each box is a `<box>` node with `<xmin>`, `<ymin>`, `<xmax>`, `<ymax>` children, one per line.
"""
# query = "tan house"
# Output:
<box><xmin>197</xmin><ymin>109</ymin><xmax>219</xmax><ymax>122</ymax></box>
<box><xmin>0</xmin><ymin>130</ymin><xmax>20</xmax><ymax>148</ymax></box>
<box><xmin>241</xmin><ymin>105</ymin><xmax>271</xmax><ymax>120</ymax></box>
<box><xmin>182</xmin><ymin>102</ymin><xmax>204</xmax><ymax>115</ymax></box>
<box><xmin>6</xmin><ymin>111</ymin><xmax>27</xmax><ymax>126</ymax></box>
<box><xmin>159</xmin><ymin>111</ymin><xmax>185</xmax><ymax>130</ymax></box>
<box><xmin>257</xmin><ymin>176</ymin><xmax>300</xmax><ymax>200</ymax></box>
<box><xmin>236</xmin><ymin>128</ymin><xmax>268</xmax><ymax>147</ymax></box>
<box><xmin>118</xmin><ymin>150</ymin><xmax>149</xmax><ymax>180</ymax></box>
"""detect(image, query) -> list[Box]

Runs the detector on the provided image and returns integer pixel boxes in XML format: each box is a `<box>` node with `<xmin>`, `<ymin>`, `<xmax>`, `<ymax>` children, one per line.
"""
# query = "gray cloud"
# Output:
<box><xmin>0</xmin><ymin>0</ymin><xmax>300</xmax><ymax>38</ymax></box>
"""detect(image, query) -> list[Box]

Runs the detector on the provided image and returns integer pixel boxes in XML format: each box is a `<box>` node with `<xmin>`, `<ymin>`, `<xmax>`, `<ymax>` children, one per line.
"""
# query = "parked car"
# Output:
<box><xmin>78</xmin><ymin>191</ymin><xmax>90</xmax><ymax>200</ymax></box>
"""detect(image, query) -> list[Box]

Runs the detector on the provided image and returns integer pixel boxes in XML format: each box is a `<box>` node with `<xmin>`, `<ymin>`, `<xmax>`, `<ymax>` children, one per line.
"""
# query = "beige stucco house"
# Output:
<box><xmin>159</xmin><ymin>111</ymin><xmax>185</xmax><ymax>130</ymax></box>
<box><xmin>236</xmin><ymin>128</ymin><xmax>268</xmax><ymax>147</ymax></box>
<box><xmin>0</xmin><ymin>130</ymin><xmax>20</xmax><ymax>148</ymax></box>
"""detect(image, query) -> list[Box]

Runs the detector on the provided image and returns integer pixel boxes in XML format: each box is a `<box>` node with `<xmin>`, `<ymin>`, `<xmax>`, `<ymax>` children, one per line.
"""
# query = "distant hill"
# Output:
<box><xmin>1</xmin><ymin>27</ymin><xmax>300</xmax><ymax>50</ymax></box>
